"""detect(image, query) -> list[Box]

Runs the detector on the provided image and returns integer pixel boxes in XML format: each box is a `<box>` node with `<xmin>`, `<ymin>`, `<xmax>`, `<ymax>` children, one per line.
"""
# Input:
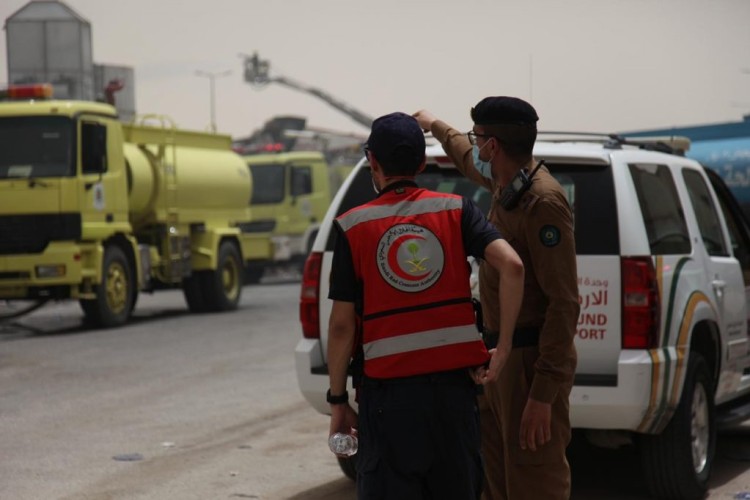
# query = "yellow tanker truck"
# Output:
<box><xmin>0</xmin><ymin>84</ymin><xmax>272</xmax><ymax>327</ymax></box>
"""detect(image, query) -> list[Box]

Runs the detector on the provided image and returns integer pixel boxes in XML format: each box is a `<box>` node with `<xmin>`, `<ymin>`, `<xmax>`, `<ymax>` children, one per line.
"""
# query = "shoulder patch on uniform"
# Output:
<box><xmin>539</xmin><ymin>225</ymin><xmax>561</xmax><ymax>247</ymax></box>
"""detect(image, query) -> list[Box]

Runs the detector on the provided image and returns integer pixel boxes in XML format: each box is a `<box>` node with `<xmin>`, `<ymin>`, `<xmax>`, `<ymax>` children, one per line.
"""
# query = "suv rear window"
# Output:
<box><xmin>547</xmin><ymin>163</ymin><xmax>619</xmax><ymax>255</ymax></box>
<box><xmin>629</xmin><ymin>163</ymin><xmax>691</xmax><ymax>254</ymax></box>
<box><xmin>328</xmin><ymin>161</ymin><xmax>620</xmax><ymax>256</ymax></box>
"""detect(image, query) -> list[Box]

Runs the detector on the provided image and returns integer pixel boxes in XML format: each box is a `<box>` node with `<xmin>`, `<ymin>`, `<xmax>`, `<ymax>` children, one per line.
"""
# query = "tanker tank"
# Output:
<box><xmin>122</xmin><ymin>125</ymin><xmax>252</xmax><ymax>230</ymax></box>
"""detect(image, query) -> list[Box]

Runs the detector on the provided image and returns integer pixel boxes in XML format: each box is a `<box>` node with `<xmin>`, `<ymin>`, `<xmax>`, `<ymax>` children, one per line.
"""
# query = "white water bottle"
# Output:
<box><xmin>329</xmin><ymin>432</ymin><xmax>358</xmax><ymax>456</ymax></box>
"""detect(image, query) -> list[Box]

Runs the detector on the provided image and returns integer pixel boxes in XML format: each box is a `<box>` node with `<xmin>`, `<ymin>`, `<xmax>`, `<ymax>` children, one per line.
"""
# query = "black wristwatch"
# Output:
<box><xmin>326</xmin><ymin>389</ymin><xmax>349</xmax><ymax>405</ymax></box>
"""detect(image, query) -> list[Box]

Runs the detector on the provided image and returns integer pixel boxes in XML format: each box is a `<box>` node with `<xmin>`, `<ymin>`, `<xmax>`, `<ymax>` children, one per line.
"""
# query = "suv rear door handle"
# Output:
<box><xmin>713</xmin><ymin>279</ymin><xmax>726</xmax><ymax>300</ymax></box>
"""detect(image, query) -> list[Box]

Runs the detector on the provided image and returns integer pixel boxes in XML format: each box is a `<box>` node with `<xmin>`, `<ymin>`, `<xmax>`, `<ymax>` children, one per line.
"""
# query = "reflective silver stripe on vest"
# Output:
<box><xmin>337</xmin><ymin>196</ymin><xmax>462</xmax><ymax>232</ymax></box>
<box><xmin>363</xmin><ymin>325</ymin><xmax>481</xmax><ymax>360</ymax></box>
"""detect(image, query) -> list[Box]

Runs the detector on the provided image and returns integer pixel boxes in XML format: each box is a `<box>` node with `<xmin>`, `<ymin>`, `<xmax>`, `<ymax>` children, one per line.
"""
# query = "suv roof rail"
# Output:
<box><xmin>619</xmin><ymin>135</ymin><xmax>691</xmax><ymax>155</ymax></box>
<box><xmin>538</xmin><ymin>131</ymin><xmax>690</xmax><ymax>156</ymax></box>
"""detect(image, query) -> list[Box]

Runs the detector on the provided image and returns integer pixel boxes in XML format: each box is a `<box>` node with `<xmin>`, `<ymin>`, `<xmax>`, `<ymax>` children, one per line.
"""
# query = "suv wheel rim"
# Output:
<box><xmin>691</xmin><ymin>383</ymin><xmax>709</xmax><ymax>474</ymax></box>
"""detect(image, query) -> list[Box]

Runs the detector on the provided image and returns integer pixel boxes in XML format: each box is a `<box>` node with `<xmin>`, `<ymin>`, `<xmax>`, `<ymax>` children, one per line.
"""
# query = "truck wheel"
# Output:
<box><xmin>182</xmin><ymin>274</ymin><xmax>209</xmax><ymax>313</ymax></box>
<box><xmin>80</xmin><ymin>246</ymin><xmax>134</xmax><ymax>328</ymax></box>
<box><xmin>639</xmin><ymin>354</ymin><xmax>715</xmax><ymax>500</ymax></box>
<box><xmin>337</xmin><ymin>456</ymin><xmax>357</xmax><ymax>481</ymax></box>
<box><xmin>203</xmin><ymin>241</ymin><xmax>243</xmax><ymax>312</ymax></box>
<box><xmin>129</xmin><ymin>290</ymin><xmax>139</xmax><ymax>315</ymax></box>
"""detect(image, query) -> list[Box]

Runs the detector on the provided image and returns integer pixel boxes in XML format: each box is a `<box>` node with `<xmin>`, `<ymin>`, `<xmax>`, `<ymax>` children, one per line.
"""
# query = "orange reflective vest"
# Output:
<box><xmin>336</xmin><ymin>186</ymin><xmax>489</xmax><ymax>378</ymax></box>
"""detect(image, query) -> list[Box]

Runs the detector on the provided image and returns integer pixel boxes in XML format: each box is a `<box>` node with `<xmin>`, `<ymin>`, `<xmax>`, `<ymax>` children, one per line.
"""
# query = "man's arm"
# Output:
<box><xmin>514</xmin><ymin>195</ymin><xmax>579</xmax><ymax>452</ymax></box>
<box><xmin>327</xmin><ymin>300</ymin><xmax>359</xmax><ymax>452</ymax></box>
<box><xmin>413</xmin><ymin>110</ymin><xmax>492</xmax><ymax>190</ymax></box>
<box><xmin>328</xmin><ymin>223</ymin><xmax>358</xmax><ymax>393</ymax></box>
<box><xmin>326</xmin><ymin>222</ymin><xmax>359</xmax><ymax>452</ymax></box>
<box><xmin>481</xmin><ymin>239</ymin><xmax>524</xmax><ymax>382</ymax></box>
<box><xmin>328</xmin><ymin>300</ymin><xmax>356</xmax><ymax>397</ymax></box>
<box><xmin>524</xmin><ymin>196</ymin><xmax>580</xmax><ymax>404</ymax></box>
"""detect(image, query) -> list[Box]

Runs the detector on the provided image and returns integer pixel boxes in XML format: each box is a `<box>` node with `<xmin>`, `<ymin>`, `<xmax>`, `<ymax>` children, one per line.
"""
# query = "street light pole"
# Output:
<box><xmin>195</xmin><ymin>69</ymin><xmax>231</xmax><ymax>133</ymax></box>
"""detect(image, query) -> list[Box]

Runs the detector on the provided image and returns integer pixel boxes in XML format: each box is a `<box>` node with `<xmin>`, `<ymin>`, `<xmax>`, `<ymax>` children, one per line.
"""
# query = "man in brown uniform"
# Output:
<box><xmin>415</xmin><ymin>97</ymin><xmax>579</xmax><ymax>500</ymax></box>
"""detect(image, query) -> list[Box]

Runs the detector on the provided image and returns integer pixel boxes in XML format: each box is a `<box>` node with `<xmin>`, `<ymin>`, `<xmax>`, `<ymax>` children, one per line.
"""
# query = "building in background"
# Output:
<box><xmin>4</xmin><ymin>0</ymin><xmax>135</xmax><ymax>120</ymax></box>
<box><xmin>624</xmin><ymin>115</ymin><xmax>750</xmax><ymax>217</ymax></box>
<box><xmin>233</xmin><ymin>115</ymin><xmax>365</xmax><ymax>167</ymax></box>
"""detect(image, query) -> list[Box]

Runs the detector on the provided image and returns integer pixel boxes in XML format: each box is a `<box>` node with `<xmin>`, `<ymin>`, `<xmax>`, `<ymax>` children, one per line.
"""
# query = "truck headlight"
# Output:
<box><xmin>35</xmin><ymin>264</ymin><xmax>66</xmax><ymax>278</ymax></box>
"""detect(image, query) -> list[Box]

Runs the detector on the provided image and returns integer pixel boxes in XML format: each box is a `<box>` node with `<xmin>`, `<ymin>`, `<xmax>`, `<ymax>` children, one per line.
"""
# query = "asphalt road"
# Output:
<box><xmin>2</xmin><ymin>281</ymin><xmax>750</xmax><ymax>499</ymax></box>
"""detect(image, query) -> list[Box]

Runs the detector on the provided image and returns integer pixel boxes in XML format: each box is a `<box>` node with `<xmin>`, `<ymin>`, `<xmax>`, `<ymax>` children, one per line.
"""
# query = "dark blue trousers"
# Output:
<box><xmin>356</xmin><ymin>369</ymin><xmax>483</xmax><ymax>500</ymax></box>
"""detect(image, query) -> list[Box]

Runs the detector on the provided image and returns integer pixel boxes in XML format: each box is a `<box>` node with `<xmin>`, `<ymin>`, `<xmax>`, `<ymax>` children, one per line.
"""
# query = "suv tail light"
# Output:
<box><xmin>621</xmin><ymin>257</ymin><xmax>660</xmax><ymax>349</ymax></box>
<box><xmin>300</xmin><ymin>251</ymin><xmax>323</xmax><ymax>339</ymax></box>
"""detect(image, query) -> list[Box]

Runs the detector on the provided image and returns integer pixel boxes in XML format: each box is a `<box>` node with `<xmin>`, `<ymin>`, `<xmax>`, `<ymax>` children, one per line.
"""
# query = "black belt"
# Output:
<box><xmin>483</xmin><ymin>327</ymin><xmax>540</xmax><ymax>349</ymax></box>
<box><xmin>362</xmin><ymin>368</ymin><xmax>471</xmax><ymax>388</ymax></box>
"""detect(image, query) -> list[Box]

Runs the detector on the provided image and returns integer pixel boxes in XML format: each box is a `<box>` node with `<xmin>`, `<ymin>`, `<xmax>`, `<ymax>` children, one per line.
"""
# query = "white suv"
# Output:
<box><xmin>295</xmin><ymin>135</ymin><xmax>750</xmax><ymax>499</ymax></box>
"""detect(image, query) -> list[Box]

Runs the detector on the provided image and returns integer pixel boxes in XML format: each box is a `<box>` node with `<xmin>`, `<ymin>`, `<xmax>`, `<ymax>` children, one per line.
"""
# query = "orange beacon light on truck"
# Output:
<box><xmin>0</xmin><ymin>83</ymin><xmax>53</xmax><ymax>100</ymax></box>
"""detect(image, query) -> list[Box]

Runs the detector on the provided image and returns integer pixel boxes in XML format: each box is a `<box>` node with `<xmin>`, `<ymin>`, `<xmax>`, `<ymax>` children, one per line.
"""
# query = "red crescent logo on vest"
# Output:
<box><xmin>377</xmin><ymin>223</ymin><xmax>444</xmax><ymax>292</ymax></box>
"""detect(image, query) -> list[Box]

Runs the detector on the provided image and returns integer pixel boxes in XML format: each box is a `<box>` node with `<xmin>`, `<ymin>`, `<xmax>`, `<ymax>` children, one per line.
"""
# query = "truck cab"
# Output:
<box><xmin>0</xmin><ymin>84</ymin><xmax>131</xmax><ymax>306</ymax></box>
<box><xmin>243</xmin><ymin>151</ymin><xmax>353</xmax><ymax>280</ymax></box>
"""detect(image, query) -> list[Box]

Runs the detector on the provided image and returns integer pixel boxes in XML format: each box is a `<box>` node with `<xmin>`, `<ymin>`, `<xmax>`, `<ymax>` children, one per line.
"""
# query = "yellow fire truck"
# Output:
<box><xmin>0</xmin><ymin>84</ymin><xmax>272</xmax><ymax>327</ymax></box>
<box><xmin>243</xmin><ymin>151</ymin><xmax>352</xmax><ymax>280</ymax></box>
<box><xmin>235</xmin><ymin>117</ymin><xmax>360</xmax><ymax>281</ymax></box>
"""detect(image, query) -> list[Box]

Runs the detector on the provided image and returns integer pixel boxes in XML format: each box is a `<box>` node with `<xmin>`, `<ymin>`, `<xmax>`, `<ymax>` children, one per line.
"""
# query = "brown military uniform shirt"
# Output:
<box><xmin>432</xmin><ymin>120</ymin><xmax>579</xmax><ymax>404</ymax></box>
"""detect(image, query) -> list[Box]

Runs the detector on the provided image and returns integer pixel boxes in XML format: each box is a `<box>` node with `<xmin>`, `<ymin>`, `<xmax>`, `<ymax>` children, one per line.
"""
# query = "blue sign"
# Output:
<box><xmin>690</xmin><ymin>137</ymin><xmax>750</xmax><ymax>204</ymax></box>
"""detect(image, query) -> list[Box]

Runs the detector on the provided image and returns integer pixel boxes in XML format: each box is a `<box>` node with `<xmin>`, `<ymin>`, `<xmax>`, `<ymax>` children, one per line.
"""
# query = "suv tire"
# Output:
<box><xmin>337</xmin><ymin>455</ymin><xmax>357</xmax><ymax>481</ymax></box>
<box><xmin>639</xmin><ymin>354</ymin><xmax>716</xmax><ymax>500</ymax></box>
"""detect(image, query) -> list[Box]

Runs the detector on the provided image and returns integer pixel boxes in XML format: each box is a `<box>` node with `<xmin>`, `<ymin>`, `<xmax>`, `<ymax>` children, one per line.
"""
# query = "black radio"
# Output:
<box><xmin>498</xmin><ymin>160</ymin><xmax>545</xmax><ymax>210</ymax></box>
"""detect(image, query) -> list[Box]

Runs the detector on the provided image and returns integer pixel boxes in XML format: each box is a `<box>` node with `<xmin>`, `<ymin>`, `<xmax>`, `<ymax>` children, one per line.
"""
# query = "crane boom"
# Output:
<box><xmin>242</xmin><ymin>52</ymin><xmax>373</xmax><ymax>129</ymax></box>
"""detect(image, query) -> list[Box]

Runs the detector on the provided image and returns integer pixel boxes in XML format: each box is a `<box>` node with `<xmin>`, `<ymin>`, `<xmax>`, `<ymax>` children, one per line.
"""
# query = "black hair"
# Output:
<box><xmin>375</xmin><ymin>147</ymin><xmax>424</xmax><ymax>176</ymax></box>
<box><xmin>483</xmin><ymin>123</ymin><xmax>537</xmax><ymax>165</ymax></box>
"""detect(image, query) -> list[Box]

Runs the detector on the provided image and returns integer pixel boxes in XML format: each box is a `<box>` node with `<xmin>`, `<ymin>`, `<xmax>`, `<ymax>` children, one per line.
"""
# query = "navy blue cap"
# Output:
<box><xmin>366</xmin><ymin>112</ymin><xmax>425</xmax><ymax>170</ymax></box>
<box><xmin>471</xmin><ymin>96</ymin><xmax>539</xmax><ymax>126</ymax></box>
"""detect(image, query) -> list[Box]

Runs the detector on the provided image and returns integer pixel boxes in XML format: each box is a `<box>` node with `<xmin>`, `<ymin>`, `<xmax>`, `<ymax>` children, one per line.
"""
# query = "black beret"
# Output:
<box><xmin>366</xmin><ymin>112</ymin><xmax>425</xmax><ymax>168</ymax></box>
<box><xmin>471</xmin><ymin>96</ymin><xmax>539</xmax><ymax>126</ymax></box>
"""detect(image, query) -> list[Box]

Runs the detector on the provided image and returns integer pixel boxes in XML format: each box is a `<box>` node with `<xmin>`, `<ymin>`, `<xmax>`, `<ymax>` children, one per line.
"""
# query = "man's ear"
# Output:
<box><xmin>369</xmin><ymin>155</ymin><xmax>381</xmax><ymax>175</ymax></box>
<box><xmin>416</xmin><ymin>158</ymin><xmax>427</xmax><ymax>175</ymax></box>
<box><xmin>490</xmin><ymin>137</ymin><xmax>504</xmax><ymax>158</ymax></box>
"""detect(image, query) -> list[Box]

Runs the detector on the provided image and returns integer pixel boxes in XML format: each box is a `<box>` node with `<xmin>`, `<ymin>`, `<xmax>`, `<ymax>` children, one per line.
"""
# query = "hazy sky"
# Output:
<box><xmin>1</xmin><ymin>0</ymin><xmax>749</xmax><ymax>139</ymax></box>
